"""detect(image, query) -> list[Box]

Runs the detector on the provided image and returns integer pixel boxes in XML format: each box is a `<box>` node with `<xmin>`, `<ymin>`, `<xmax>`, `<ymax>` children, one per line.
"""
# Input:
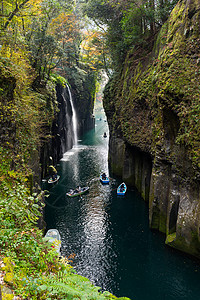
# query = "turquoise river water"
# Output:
<box><xmin>43</xmin><ymin>105</ymin><xmax>200</xmax><ymax>300</ymax></box>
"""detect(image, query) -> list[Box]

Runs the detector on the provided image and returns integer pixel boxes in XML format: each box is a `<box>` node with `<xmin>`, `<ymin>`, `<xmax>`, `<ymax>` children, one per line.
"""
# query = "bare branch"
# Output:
<box><xmin>4</xmin><ymin>0</ymin><xmax>30</xmax><ymax>29</ymax></box>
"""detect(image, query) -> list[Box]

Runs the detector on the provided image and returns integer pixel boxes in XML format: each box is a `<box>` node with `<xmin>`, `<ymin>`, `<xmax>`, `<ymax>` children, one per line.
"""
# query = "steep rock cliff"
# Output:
<box><xmin>40</xmin><ymin>73</ymin><xmax>96</xmax><ymax>178</ymax></box>
<box><xmin>104</xmin><ymin>0</ymin><xmax>200</xmax><ymax>257</ymax></box>
<box><xmin>65</xmin><ymin>65</ymin><xmax>96</xmax><ymax>135</ymax></box>
<box><xmin>40</xmin><ymin>84</ymin><xmax>74</xmax><ymax>178</ymax></box>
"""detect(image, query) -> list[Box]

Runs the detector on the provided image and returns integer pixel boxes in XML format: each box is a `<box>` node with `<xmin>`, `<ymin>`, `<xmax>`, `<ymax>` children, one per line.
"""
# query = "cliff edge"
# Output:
<box><xmin>104</xmin><ymin>0</ymin><xmax>200</xmax><ymax>258</ymax></box>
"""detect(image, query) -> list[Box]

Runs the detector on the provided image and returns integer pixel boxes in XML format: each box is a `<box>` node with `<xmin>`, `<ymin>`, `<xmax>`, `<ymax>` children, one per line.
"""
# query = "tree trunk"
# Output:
<box><xmin>149</xmin><ymin>0</ymin><xmax>156</xmax><ymax>34</ymax></box>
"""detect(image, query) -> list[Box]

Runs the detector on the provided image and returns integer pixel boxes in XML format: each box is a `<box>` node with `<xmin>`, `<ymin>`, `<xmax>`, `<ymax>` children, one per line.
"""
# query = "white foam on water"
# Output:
<box><xmin>60</xmin><ymin>145</ymin><xmax>87</xmax><ymax>161</ymax></box>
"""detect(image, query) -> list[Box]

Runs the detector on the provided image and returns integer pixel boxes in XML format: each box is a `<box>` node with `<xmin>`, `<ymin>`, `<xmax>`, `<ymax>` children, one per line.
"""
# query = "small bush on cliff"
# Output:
<box><xmin>51</xmin><ymin>73</ymin><xmax>67</xmax><ymax>87</ymax></box>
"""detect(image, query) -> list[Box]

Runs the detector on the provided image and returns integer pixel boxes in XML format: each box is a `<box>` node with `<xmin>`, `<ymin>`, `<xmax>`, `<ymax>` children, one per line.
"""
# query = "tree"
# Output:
<box><xmin>82</xmin><ymin>0</ymin><xmax>179</xmax><ymax>68</ymax></box>
<box><xmin>22</xmin><ymin>0</ymin><xmax>79</xmax><ymax>82</ymax></box>
<box><xmin>82</xmin><ymin>0</ymin><xmax>125</xmax><ymax>66</ymax></box>
<box><xmin>80</xmin><ymin>26</ymin><xmax>111</xmax><ymax>77</ymax></box>
<box><xmin>49</xmin><ymin>12</ymin><xmax>81</xmax><ymax>67</ymax></box>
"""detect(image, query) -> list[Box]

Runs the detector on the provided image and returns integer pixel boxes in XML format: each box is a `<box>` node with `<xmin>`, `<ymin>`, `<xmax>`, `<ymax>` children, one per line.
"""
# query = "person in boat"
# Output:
<box><xmin>102</xmin><ymin>173</ymin><xmax>106</xmax><ymax>180</ymax></box>
<box><xmin>74</xmin><ymin>186</ymin><xmax>81</xmax><ymax>193</ymax></box>
<box><xmin>120</xmin><ymin>183</ymin><xmax>125</xmax><ymax>192</ymax></box>
<box><xmin>49</xmin><ymin>165</ymin><xmax>58</xmax><ymax>181</ymax></box>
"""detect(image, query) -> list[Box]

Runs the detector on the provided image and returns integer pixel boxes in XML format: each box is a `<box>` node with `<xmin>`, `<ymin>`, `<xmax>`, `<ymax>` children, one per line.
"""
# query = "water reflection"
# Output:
<box><xmin>77</xmin><ymin>184</ymin><xmax>117</xmax><ymax>289</ymax></box>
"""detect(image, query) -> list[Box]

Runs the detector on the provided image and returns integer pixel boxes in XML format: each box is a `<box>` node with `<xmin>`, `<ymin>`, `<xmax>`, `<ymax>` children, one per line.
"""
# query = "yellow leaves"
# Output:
<box><xmin>2</xmin><ymin>257</ymin><xmax>14</xmax><ymax>285</ymax></box>
<box><xmin>51</xmin><ymin>12</ymin><xmax>76</xmax><ymax>27</ymax></box>
<box><xmin>28</xmin><ymin>0</ymin><xmax>42</xmax><ymax>10</ymax></box>
<box><xmin>1</xmin><ymin>42</ymin><xmax>33</xmax><ymax>91</ymax></box>
<box><xmin>2</xmin><ymin>0</ymin><xmax>42</xmax><ymax>30</ymax></box>
<box><xmin>80</xmin><ymin>29</ymin><xmax>106</xmax><ymax>69</ymax></box>
<box><xmin>7</xmin><ymin>170</ymin><xmax>18</xmax><ymax>179</ymax></box>
<box><xmin>0</xmin><ymin>175</ymin><xmax>6</xmax><ymax>184</ymax></box>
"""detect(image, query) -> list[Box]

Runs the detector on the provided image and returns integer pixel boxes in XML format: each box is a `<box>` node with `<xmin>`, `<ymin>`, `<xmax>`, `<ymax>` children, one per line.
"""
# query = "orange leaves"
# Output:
<box><xmin>50</xmin><ymin>12</ymin><xmax>76</xmax><ymax>31</ymax></box>
<box><xmin>49</xmin><ymin>12</ymin><xmax>78</xmax><ymax>44</ymax></box>
<box><xmin>80</xmin><ymin>29</ymin><xmax>108</xmax><ymax>69</ymax></box>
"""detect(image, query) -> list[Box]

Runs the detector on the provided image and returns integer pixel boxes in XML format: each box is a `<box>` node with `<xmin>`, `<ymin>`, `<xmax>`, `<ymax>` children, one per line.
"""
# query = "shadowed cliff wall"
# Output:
<box><xmin>104</xmin><ymin>0</ymin><xmax>200</xmax><ymax>258</ymax></box>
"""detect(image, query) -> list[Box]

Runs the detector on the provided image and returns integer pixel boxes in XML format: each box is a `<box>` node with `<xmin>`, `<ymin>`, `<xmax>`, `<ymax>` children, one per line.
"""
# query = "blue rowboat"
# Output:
<box><xmin>117</xmin><ymin>182</ymin><xmax>127</xmax><ymax>196</ymax></box>
<box><xmin>100</xmin><ymin>174</ymin><xmax>109</xmax><ymax>184</ymax></box>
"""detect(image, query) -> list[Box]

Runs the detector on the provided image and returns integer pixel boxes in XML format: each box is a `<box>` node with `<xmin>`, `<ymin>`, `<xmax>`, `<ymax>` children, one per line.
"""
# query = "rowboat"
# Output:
<box><xmin>117</xmin><ymin>182</ymin><xmax>127</xmax><ymax>196</ymax></box>
<box><xmin>66</xmin><ymin>186</ymin><xmax>89</xmax><ymax>197</ymax></box>
<box><xmin>44</xmin><ymin>229</ymin><xmax>61</xmax><ymax>255</ymax></box>
<box><xmin>48</xmin><ymin>175</ymin><xmax>60</xmax><ymax>184</ymax></box>
<box><xmin>100</xmin><ymin>174</ymin><xmax>109</xmax><ymax>184</ymax></box>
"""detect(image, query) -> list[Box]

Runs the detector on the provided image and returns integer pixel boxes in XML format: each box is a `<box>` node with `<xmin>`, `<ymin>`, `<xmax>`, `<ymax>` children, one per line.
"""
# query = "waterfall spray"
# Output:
<box><xmin>66</xmin><ymin>84</ymin><xmax>78</xmax><ymax>146</ymax></box>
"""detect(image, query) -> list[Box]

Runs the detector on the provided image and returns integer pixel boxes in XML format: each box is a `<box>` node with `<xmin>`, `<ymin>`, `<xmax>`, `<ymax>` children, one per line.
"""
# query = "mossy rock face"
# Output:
<box><xmin>104</xmin><ymin>0</ymin><xmax>200</xmax><ymax>257</ymax></box>
<box><xmin>104</xmin><ymin>0</ymin><xmax>200</xmax><ymax>169</ymax></box>
<box><xmin>166</xmin><ymin>231</ymin><xmax>200</xmax><ymax>258</ymax></box>
<box><xmin>66</xmin><ymin>66</ymin><xmax>97</xmax><ymax>135</ymax></box>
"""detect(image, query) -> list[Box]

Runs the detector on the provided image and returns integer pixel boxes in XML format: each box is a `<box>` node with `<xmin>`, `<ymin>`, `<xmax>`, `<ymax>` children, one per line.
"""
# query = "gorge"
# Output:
<box><xmin>44</xmin><ymin>101</ymin><xmax>200</xmax><ymax>300</ymax></box>
<box><xmin>0</xmin><ymin>0</ymin><xmax>199</xmax><ymax>298</ymax></box>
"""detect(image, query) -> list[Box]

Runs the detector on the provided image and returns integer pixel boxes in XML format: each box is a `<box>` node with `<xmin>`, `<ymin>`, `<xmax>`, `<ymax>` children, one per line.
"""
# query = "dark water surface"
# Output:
<box><xmin>43</xmin><ymin>107</ymin><xmax>200</xmax><ymax>300</ymax></box>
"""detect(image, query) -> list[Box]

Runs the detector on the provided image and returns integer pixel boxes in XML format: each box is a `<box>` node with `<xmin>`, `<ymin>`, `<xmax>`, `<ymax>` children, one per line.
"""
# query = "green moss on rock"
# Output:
<box><xmin>166</xmin><ymin>231</ymin><xmax>200</xmax><ymax>258</ymax></box>
<box><xmin>104</xmin><ymin>0</ymin><xmax>200</xmax><ymax>257</ymax></box>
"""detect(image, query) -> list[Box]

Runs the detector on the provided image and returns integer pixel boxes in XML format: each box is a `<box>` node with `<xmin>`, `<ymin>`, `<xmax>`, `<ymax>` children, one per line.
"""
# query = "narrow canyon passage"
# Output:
<box><xmin>43</xmin><ymin>103</ymin><xmax>200</xmax><ymax>300</ymax></box>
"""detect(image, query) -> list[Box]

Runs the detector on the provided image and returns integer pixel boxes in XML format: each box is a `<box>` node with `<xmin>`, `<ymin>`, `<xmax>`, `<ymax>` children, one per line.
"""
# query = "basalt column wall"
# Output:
<box><xmin>109</xmin><ymin>134</ymin><xmax>152</xmax><ymax>202</ymax></box>
<box><xmin>104</xmin><ymin>0</ymin><xmax>200</xmax><ymax>258</ymax></box>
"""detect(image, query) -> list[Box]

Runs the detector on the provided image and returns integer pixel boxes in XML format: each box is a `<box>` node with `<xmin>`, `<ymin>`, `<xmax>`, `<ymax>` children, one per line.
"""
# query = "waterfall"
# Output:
<box><xmin>66</xmin><ymin>84</ymin><xmax>78</xmax><ymax>146</ymax></box>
